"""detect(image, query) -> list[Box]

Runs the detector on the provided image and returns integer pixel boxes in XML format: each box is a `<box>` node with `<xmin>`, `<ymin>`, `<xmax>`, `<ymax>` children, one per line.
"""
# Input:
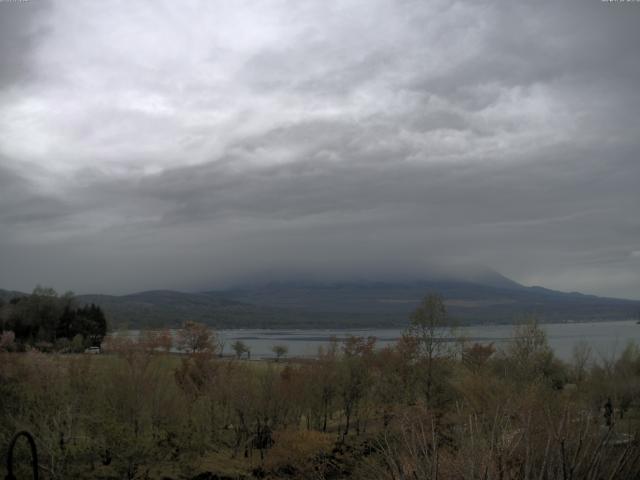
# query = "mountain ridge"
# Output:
<box><xmin>2</xmin><ymin>273</ymin><xmax>639</xmax><ymax>328</ymax></box>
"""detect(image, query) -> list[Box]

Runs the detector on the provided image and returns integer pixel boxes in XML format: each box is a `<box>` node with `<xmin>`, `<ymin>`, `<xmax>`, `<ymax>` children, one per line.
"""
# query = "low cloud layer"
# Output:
<box><xmin>1</xmin><ymin>0</ymin><xmax>639</xmax><ymax>298</ymax></box>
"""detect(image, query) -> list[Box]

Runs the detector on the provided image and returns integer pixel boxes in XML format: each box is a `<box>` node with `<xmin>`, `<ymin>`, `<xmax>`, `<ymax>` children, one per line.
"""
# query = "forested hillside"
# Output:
<box><xmin>3</xmin><ymin>275</ymin><xmax>640</xmax><ymax>329</ymax></box>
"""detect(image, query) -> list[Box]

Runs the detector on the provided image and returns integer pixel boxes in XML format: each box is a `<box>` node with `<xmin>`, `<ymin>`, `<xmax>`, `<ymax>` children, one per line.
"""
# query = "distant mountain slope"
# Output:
<box><xmin>224</xmin><ymin>279</ymin><xmax>640</xmax><ymax>325</ymax></box>
<box><xmin>0</xmin><ymin>289</ymin><xmax>27</xmax><ymax>302</ymax></box>
<box><xmin>4</xmin><ymin>274</ymin><xmax>640</xmax><ymax>329</ymax></box>
<box><xmin>76</xmin><ymin>290</ymin><xmax>297</xmax><ymax>329</ymax></box>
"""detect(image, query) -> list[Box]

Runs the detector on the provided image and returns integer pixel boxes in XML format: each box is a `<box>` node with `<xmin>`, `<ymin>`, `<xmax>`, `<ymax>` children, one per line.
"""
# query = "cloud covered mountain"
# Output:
<box><xmin>5</xmin><ymin>269</ymin><xmax>637</xmax><ymax>329</ymax></box>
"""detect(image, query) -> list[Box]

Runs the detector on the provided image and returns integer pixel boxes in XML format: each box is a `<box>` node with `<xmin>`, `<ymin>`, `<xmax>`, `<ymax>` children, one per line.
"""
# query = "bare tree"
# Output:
<box><xmin>232</xmin><ymin>340</ymin><xmax>249</xmax><ymax>359</ymax></box>
<box><xmin>272</xmin><ymin>344</ymin><xmax>288</xmax><ymax>362</ymax></box>
<box><xmin>571</xmin><ymin>340</ymin><xmax>592</xmax><ymax>383</ymax></box>
<box><xmin>406</xmin><ymin>293</ymin><xmax>453</xmax><ymax>404</ymax></box>
<box><xmin>176</xmin><ymin>321</ymin><xmax>216</xmax><ymax>354</ymax></box>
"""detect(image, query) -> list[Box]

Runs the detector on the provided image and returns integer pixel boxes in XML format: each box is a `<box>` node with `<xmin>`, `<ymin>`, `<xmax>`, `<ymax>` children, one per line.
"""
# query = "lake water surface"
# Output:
<box><xmin>213</xmin><ymin>320</ymin><xmax>640</xmax><ymax>361</ymax></box>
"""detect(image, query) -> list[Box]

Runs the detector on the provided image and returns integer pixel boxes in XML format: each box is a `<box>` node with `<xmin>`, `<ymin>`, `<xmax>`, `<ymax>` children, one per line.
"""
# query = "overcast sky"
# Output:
<box><xmin>0</xmin><ymin>0</ymin><xmax>639</xmax><ymax>298</ymax></box>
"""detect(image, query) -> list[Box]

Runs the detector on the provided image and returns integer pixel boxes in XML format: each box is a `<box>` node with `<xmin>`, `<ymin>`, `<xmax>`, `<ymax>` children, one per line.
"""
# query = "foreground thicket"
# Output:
<box><xmin>2</xmin><ymin>296</ymin><xmax>640</xmax><ymax>479</ymax></box>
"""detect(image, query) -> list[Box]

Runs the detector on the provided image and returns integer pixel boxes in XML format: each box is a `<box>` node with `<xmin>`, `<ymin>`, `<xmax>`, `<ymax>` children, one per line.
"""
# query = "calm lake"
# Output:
<box><xmin>119</xmin><ymin>320</ymin><xmax>640</xmax><ymax>361</ymax></box>
<box><xmin>200</xmin><ymin>320</ymin><xmax>640</xmax><ymax>361</ymax></box>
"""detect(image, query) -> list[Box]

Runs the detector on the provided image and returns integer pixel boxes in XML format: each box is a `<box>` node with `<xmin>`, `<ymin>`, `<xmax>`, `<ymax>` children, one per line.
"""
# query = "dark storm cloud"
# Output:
<box><xmin>0</xmin><ymin>0</ymin><xmax>638</xmax><ymax>297</ymax></box>
<box><xmin>0</xmin><ymin>160</ymin><xmax>69</xmax><ymax>228</ymax></box>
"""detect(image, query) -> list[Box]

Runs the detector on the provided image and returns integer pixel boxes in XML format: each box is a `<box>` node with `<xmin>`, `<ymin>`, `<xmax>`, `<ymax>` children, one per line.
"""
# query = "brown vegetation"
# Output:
<box><xmin>2</xmin><ymin>296</ymin><xmax>640</xmax><ymax>479</ymax></box>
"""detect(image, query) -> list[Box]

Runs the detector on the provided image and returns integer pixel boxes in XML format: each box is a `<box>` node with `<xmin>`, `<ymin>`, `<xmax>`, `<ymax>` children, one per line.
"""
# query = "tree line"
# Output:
<box><xmin>0</xmin><ymin>286</ymin><xmax>107</xmax><ymax>352</ymax></box>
